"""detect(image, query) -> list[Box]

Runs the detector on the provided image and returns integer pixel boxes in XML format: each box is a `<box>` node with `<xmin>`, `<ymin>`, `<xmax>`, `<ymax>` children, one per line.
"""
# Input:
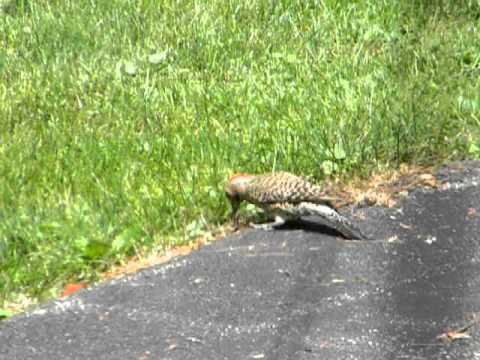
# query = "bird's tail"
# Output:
<box><xmin>298</xmin><ymin>202</ymin><xmax>368</xmax><ymax>240</ymax></box>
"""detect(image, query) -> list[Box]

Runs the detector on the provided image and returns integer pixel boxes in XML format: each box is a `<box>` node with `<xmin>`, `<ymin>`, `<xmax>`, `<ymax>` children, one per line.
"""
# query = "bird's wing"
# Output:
<box><xmin>248</xmin><ymin>173</ymin><xmax>336</xmax><ymax>206</ymax></box>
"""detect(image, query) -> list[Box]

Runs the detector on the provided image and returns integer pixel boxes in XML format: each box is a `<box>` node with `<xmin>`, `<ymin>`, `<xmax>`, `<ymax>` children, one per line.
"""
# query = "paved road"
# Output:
<box><xmin>2</xmin><ymin>162</ymin><xmax>480</xmax><ymax>359</ymax></box>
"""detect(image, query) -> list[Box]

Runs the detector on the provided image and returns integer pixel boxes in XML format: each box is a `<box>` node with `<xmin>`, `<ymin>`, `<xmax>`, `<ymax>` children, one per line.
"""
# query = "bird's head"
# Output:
<box><xmin>225</xmin><ymin>173</ymin><xmax>255</xmax><ymax>229</ymax></box>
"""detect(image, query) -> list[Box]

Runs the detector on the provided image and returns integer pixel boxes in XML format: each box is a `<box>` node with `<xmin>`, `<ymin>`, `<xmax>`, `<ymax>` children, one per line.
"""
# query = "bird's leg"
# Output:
<box><xmin>250</xmin><ymin>215</ymin><xmax>286</xmax><ymax>231</ymax></box>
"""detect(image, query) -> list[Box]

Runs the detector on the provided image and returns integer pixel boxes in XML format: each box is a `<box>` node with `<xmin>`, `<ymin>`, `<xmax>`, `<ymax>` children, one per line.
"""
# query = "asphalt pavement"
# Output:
<box><xmin>2</xmin><ymin>162</ymin><xmax>480</xmax><ymax>360</ymax></box>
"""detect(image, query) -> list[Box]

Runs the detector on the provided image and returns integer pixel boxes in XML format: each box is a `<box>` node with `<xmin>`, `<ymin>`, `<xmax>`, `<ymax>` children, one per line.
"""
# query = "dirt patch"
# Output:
<box><xmin>323</xmin><ymin>164</ymin><xmax>438</xmax><ymax>209</ymax></box>
<box><xmin>100</xmin><ymin>225</ymin><xmax>231</xmax><ymax>282</ymax></box>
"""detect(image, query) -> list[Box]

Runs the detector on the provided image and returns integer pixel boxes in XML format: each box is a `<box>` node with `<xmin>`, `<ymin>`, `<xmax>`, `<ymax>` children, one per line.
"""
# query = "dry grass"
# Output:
<box><xmin>324</xmin><ymin>164</ymin><xmax>438</xmax><ymax>209</ymax></box>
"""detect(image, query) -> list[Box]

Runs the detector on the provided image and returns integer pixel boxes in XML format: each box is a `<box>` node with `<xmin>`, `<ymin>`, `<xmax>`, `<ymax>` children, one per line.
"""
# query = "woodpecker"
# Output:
<box><xmin>225</xmin><ymin>172</ymin><xmax>367</xmax><ymax>240</ymax></box>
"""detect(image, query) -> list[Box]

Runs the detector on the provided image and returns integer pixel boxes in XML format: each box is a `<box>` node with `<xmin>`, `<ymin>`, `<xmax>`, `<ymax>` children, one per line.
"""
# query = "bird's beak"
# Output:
<box><xmin>230</xmin><ymin>199</ymin><xmax>240</xmax><ymax>230</ymax></box>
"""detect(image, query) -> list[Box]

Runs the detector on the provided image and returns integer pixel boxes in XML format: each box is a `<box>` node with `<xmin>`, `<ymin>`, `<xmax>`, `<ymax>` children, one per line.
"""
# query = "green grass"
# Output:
<box><xmin>1</xmin><ymin>0</ymin><xmax>480</xmax><ymax>307</ymax></box>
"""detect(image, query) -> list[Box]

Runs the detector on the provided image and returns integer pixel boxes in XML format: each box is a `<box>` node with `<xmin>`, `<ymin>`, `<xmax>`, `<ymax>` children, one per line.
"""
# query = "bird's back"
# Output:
<box><xmin>245</xmin><ymin>172</ymin><xmax>335</xmax><ymax>206</ymax></box>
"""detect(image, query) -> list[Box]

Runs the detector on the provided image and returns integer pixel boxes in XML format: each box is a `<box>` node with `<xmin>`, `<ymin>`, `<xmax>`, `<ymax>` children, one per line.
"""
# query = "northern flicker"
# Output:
<box><xmin>225</xmin><ymin>172</ymin><xmax>367</xmax><ymax>240</ymax></box>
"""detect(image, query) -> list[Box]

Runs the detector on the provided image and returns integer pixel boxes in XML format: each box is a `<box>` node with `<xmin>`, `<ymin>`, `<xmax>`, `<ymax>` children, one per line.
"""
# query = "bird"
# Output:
<box><xmin>225</xmin><ymin>171</ymin><xmax>367</xmax><ymax>240</ymax></box>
